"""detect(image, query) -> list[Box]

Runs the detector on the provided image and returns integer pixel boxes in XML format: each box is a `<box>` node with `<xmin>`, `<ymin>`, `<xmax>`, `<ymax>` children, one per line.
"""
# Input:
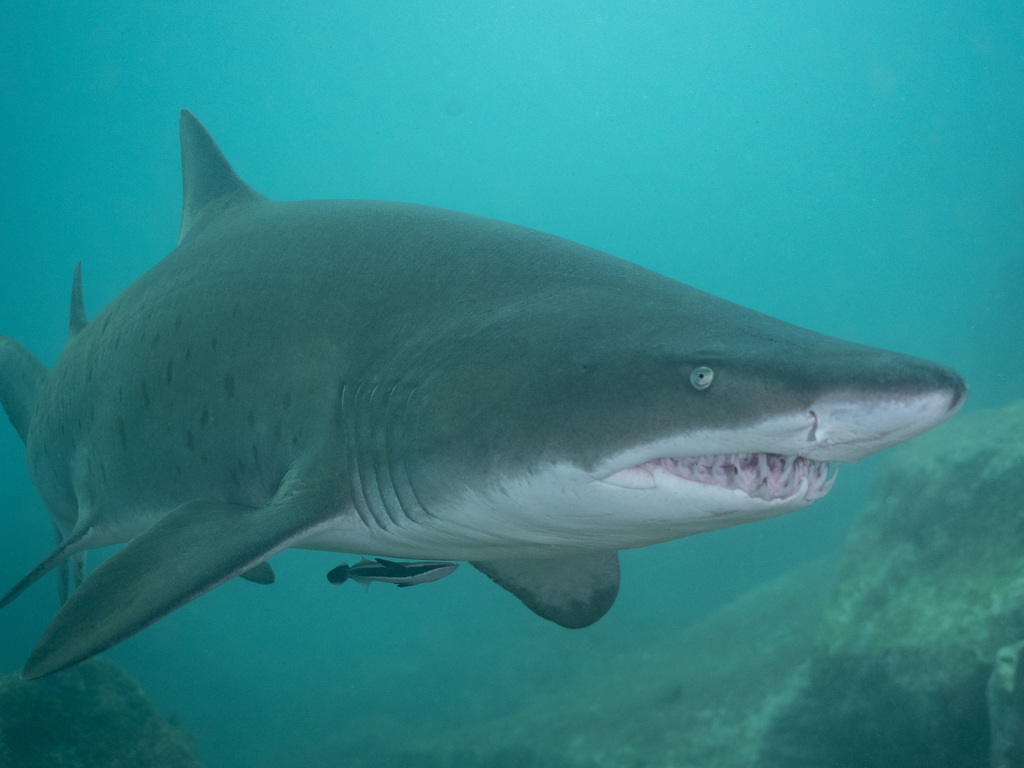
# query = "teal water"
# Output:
<box><xmin>0</xmin><ymin>2</ymin><xmax>1021</xmax><ymax>766</ymax></box>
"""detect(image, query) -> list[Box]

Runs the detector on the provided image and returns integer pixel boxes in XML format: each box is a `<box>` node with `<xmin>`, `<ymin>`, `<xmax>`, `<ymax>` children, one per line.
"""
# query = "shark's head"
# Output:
<box><xmin>372</xmin><ymin>226</ymin><xmax>967</xmax><ymax>556</ymax></box>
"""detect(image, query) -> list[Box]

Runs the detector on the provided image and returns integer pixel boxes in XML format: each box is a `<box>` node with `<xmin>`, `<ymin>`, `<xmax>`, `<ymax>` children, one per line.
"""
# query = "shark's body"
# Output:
<box><xmin>0</xmin><ymin>111</ymin><xmax>965</xmax><ymax>678</ymax></box>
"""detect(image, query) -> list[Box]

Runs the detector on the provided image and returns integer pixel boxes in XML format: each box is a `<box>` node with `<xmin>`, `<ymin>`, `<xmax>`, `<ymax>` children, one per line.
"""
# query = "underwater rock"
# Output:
<box><xmin>756</xmin><ymin>400</ymin><xmax>1024</xmax><ymax>768</ymax></box>
<box><xmin>0</xmin><ymin>657</ymin><xmax>206</xmax><ymax>768</ymax></box>
<box><xmin>988</xmin><ymin>640</ymin><xmax>1024</xmax><ymax>768</ymax></box>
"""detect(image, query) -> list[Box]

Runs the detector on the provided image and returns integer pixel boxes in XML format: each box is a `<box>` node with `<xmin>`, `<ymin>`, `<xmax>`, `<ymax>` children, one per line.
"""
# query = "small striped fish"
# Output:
<box><xmin>327</xmin><ymin>558</ymin><xmax>458</xmax><ymax>589</ymax></box>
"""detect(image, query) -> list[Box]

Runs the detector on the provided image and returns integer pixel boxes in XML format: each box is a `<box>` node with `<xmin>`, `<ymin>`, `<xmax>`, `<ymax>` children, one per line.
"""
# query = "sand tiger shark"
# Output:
<box><xmin>0</xmin><ymin>111</ymin><xmax>965</xmax><ymax>679</ymax></box>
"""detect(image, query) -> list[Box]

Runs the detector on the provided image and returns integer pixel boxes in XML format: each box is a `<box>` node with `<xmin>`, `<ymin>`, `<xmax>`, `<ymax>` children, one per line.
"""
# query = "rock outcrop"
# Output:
<box><xmin>0</xmin><ymin>658</ymin><xmax>206</xmax><ymax>768</ymax></box>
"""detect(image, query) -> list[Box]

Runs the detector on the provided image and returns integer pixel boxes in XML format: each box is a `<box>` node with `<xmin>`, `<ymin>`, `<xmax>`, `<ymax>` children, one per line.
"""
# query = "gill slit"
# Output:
<box><xmin>355</xmin><ymin>382</ymin><xmax>393</xmax><ymax>530</ymax></box>
<box><xmin>387</xmin><ymin>383</ymin><xmax>434</xmax><ymax>522</ymax></box>
<box><xmin>341</xmin><ymin>382</ymin><xmax>374</xmax><ymax>529</ymax></box>
<box><xmin>369</xmin><ymin>381</ymin><xmax>406</xmax><ymax>528</ymax></box>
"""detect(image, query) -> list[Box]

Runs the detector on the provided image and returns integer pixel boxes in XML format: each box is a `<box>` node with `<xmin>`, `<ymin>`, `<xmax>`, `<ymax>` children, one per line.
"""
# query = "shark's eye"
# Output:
<box><xmin>690</xmin><ymin>366</ymin><xmax>714</xmax><ymax>390</ymax></box>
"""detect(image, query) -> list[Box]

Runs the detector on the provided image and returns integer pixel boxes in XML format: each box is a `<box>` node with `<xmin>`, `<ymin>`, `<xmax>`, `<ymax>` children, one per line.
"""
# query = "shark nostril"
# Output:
<box><xmin>807</xmin><ymin>411</ymin><xmax>818</xmax><ymax>442</ymax></box>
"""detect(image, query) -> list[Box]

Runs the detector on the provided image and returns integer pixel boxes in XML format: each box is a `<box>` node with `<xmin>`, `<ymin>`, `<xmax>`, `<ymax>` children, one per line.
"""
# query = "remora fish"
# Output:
<box><xmin>327</xmin><ymin>558</ymin><xmax>458</xmax><ymax>588</ymax></box>
<box><xmin>0</xmin><ymin>111</ymin><xmax>966</xmax><ymax>679</ymax></box>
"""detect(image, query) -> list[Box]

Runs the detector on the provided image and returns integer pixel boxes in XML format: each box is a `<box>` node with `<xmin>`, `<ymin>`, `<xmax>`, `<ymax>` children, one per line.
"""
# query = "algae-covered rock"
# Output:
<box><xmin>0</xmin><ymin>658</ymin><xmax>206</xmax><ymax>768</ymax></box>
<box><xmin>988</xmin><ymin>640</ymin><xmax>1024</xmax><ymax>768</ymax></box>
<box><xmin>756</xmin><ymin>400</ymin><xmax>1024</xmax><ymax>768</ymax></box>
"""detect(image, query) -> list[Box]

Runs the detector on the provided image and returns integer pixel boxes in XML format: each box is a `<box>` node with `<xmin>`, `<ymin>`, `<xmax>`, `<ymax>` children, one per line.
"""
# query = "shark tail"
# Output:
<box><xmin>0</xmin><ymin>335</ymin><xmax>48</xmax><ymax>445</ymax></box>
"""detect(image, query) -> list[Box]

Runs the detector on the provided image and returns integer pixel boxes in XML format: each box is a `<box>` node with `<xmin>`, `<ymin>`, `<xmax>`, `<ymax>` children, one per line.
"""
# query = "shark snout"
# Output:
<box><xmin>803</xmin><ymin>377</ymin><xmax>966</xmax><ymax>463</ymax></box>
<box><xmin>944</xmin><ymin>369</ymin><xmax>969</xmax><ymax>413</ymax></box>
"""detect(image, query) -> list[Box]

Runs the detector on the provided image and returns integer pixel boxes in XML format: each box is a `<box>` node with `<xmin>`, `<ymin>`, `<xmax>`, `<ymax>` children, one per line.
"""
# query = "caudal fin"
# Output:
<box><xmin>0</xmin><ymin>335</ymin><xmax>48</xmax><ymax>444</ymax></box>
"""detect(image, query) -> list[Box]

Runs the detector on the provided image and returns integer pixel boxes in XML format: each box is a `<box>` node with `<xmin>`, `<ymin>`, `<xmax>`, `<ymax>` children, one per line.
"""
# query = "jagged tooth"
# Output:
<box><xmin>712</xmin><ymin>461</ymin><xmax>727</xmax><ymax>486</ymax></box>
<box><xmin>743</xmin><ymin>462</ymin><xmax>760</xmax><ymax>495</ymax></box>
<box><xmin>780</xmin><ymin>456</ymin><xmax>796</xmax><ymax>490</ymax></box>
<box><xmin>805</xmin><ymin>462</ymin><xmax>839</xmax><ymax>500</ymax></box>
<box><xmin>821</xmin><ymin>463</ymin><xmax>840</xmax><ymax>494</ymax></box>
<box><xmin>806</xmin><ymin>462</ymin><xmax>820</xmax><ymax>492</ymax></box>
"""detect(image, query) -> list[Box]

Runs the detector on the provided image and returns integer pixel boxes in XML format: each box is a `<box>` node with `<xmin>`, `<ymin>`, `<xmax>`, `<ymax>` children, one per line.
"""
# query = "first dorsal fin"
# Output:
<box><xmin>177</xmin><ymin>110</ymin><xmax>269</xmax><ymax>247</ymax></box>
<box><xmin>68</xmin><ymin>261</ymin><xmax>87</xmax><ymax>340</ymax></box>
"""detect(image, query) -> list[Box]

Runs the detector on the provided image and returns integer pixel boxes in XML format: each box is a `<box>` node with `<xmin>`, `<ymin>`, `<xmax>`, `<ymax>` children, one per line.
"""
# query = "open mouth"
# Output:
<box><xmin>615</xmin><ymin>453</ymin><xmax>840</xmax><ymax>502</ymax></box>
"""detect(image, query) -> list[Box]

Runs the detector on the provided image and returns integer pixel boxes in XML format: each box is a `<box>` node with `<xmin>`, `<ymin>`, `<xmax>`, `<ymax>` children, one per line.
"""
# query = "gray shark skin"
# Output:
<box><xmin>0</xmin><ymin>111</ymin><xmax>965</xmax><ymax>679</ymax></box>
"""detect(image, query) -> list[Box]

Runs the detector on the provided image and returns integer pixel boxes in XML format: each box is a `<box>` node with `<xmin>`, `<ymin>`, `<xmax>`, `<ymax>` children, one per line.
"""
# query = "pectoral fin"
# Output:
<box><xmin>23</xmin><ymin>494</ymin><xmax>330</xmax><ymax>679</ymax></box>
<box><xmin>471</xmin><ymin>551</ymin><xmax>620</xmax><ymax>629</ymax></box>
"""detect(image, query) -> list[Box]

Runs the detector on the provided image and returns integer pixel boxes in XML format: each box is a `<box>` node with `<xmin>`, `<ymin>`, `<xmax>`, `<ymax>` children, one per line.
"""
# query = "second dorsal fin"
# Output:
<box><xmin>176</xmin><ymin>110</ymin><xmax>269</xmax><ymax>247</ymax></box>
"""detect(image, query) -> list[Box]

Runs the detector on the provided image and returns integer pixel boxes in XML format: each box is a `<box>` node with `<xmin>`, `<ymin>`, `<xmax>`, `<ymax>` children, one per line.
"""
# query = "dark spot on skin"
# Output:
<box><xmin>175</xmin><ymin>314</ymin><xmax>182</xmax><ymax>330</ymax></box>
<box><xmin>252</xmin><ymin>444</ymin><xmax>259</xmax><ymax>461</ymax></box>
<box><xmin>102</xmin><ymin>316</ymin><xmax>111</xmax><ymax>334</ymax></box>
<box><xmin>151</xmin><ymin>332</ymin><xmax>161</xmax><ymax>348</ymax></box>
<box><xmin>247</xmin><ymin>410</ymin><xmax>255</xmax><ymax>427</ymax></box>
<box><xmin>211</xmin><ymin>337</ymin><xmax>218</xmax><ymax>350</ymax></box>
<box><xmin>176</xmin><ymin>465</ymin><xmax>183</xmax><ymax>475</ymax></box>
<box><xmin>167</xmin><ymin>359</ymin><xmax>173</xmax><ymax>384</ymax></box>
<box><xmin>141</xmin><ymin>380</ymin><xmax>150</xmax><ymax>408</ymax></box>
<box><xmin>273</xmin><ymin>419</ymin><xmax>282</xmax><ymax>441</ymax></box>
<box><xmin>224</xmin><ymin>374</ymin><xmax>235</xmax><ymax>399</ymax></box>
<box><xmin>61</xmin><ymin>423</ymin><xmax>65</xmax><ymax>435</ymax></box>
<box><xmin>186</xmin><ymin>431</ymin><xmax>195</xmax><ymax>451</ymax></box>
<box><xmin>115</xmin><ymin>417</ymin><xmax>127</xmax><ymax>451</ymax></box>
<box><xmin>283</xmin><ymin>392</ymin><xmax>291</xmax><ymax>410</ymax></box>
<box><xmin>200</xmin><ymin>407</ymin><xmax>210</xmax><ymax>426</ymax></box>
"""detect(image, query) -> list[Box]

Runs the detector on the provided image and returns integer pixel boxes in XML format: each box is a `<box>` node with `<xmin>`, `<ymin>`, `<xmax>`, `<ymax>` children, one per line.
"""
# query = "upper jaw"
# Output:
<box><xmin>595</xmin><ymin>387</ymin><xmax>966</xmax><ymax>486</ymax></box>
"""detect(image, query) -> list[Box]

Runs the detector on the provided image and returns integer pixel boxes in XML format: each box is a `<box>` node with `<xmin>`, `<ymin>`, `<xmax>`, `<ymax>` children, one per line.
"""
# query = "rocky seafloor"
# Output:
<box><xmin>0</xmin><ymin>657</ymin><xmax>206</xmax><ymax>768</ymax></box>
